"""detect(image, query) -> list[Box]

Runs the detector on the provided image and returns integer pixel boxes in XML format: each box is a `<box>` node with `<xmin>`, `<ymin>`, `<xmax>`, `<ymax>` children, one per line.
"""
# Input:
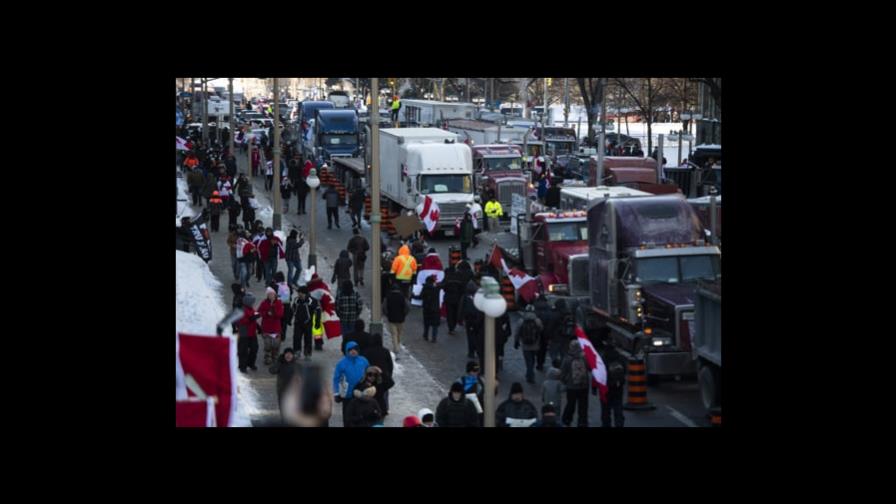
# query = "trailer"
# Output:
<box><xmin>400</xmin><ymin>99</ymin><xmax>477</xmax><ymax>127</ymax></box>
<box><xmin>694</xmin><ymin>280</ymin><xmax>721</xmax><ymax>412</ymax></box>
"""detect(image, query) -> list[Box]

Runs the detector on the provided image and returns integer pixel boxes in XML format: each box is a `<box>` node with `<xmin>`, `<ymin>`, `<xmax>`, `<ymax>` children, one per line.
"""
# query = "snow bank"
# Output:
<box><xmin>176</xmin><ymin>250</ymin><xmax>257</xmax><ymax>426</ymax></box>
<box><xmin>176</xmin><ymin>174</ymin><xmax>196</xmax><ymax>225</ymax></box>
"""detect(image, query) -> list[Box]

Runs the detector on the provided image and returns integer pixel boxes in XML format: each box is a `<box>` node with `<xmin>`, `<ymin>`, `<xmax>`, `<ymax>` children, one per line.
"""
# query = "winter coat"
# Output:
<box><xmin>349</xmin><ymin>189</ymin><xmax>365</xmax><ymax>212</ymax></box>
<box><xmin>421</xmin><ymin>282</ymin><xmax>441</xmax><ymax>326</ymax></box>
<box><xmin>292</xmin><ymin>296</ymin><xmax>320</xmax><ymax>331</ymax></box>
<box><xmin>391</xmin><ymin>245</ymin><xmax>417</xmax><ymax>281</ymax></box>
<box><xmin>258</xmin><ymin>298</ymin><xmax>284</xmax><ymax>335</ymax></box>
<box><xmin>436</xmin><ymin>394</ymin><xmax>479</xmax><ymax>427</ymax></box>
<box><xmin>385</xmin><ymin>288</ymin><xmax>409</xmax><ymax>324</ymax></box>
<box><xmin>202</xmin><ymin>174</ymin><xmax>217</xmax><ymax>198</ymax></box>
<box><xmin>544</xmin><ymin>185</ymin><xmax>561</xmax><ymax>208</ymax></box>
<box><xmin>236</xmin><ymin>306</ymin><xmax>260</xmax><ymax>338</ymax></box>
<box><xmin>332</xmin><ymin>251</ymin><xmax>353</xmax><ymax>284</ymax></box>
<box><xmin>187</xmin><ymin>170</ymin><xmax>204</xmax><ymax>188</ymax></box>
<box><xmin>542</xmin><ymin>367</ymin><xmax>565</xmax><ymax>412</ymax></box>
<box><xmin>460</xmin><ymin>217</ymin><xmax>474</xmax><ymax>244</ymax></box>
<box><xmin>441</xmin><ymin>268</ymin><xmax>465</xmax><ymax>305</ymax></box>
<box><xmin>324</xmin><ymin>187</ymin><xmax>340</xmax><ymax>208</ymax></box>
<box><xmin>270</xmin><ymin>354</ymin><xmax>299</xmax><ymax>399</ymax></box>
<box><xmin>258</xmin><ymin>236</ymin><xmax>284</xmax><ymax>263</ymax></box>
<box><xmin>361</xmin><ymin>333</ymin><xmax>395</xmax><ymax>391</ymax></box>
<box><xmin>599</xmin><ymin>343</ymin><xmax>626</xmax><ymax>401</ymax></box>
<box><xmin>347</xmin><ymin>235</ymin><xmax>370</xmax><ymax>263</ymax></box>
<box><xmin>421</xmin><ymin>253</ymin><xmax>443</xmax><ymax>271</ymax></box>
<box><xmin>227</xmin><ymin>199</ymin><xmax>242</xmax><ymax>221</ymax></box>
<box><xmin>295</xmin><ymin>176</ymin><xmax>309</xmax><ymax>196</ymax></box>
<box><xmin>333</xmin><ymin>341</ymin><xmax>370</xmax><ymax>398</ymax></box>
<box><xmin>495</xmin><ymin>397</ymin><xmax>538</xmax><ymax>427</ymax></box>
<box><xmin>560</xmin><ymin>341</ymin><xmax>590</xmax><ymax>390</ymax></box>
<box><xmin>335</xmin><ymin>291</ymin><xmax>362</xmax><ymax>326</ymax></box>
<box><xmin>230</xmin><ymin>284</ymin><xmax>244</xmax><ymax>311</ymax></box>
<box><xmin>285</xmin><ymin>236</ymin><xmax>304</xmax><ymax>263</ymax></box>
<box><xmin>344</xmin><ymin>395</ymin><xmax>382</xmax><ymax>427</ymax></box>
<box><xmin>514</xmin><ymin>313</ymin><xmax>543</xmax><ymax>352</ymax></box>
<box><xmin>209</xmin><ymin>196</ymin><xmax>223</xmax><ymax>216</ymax></box>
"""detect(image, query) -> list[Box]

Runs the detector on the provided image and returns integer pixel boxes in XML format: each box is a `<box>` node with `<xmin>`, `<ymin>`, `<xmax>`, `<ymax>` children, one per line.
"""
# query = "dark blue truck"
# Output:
<box><xmin>302</xmin><ymin>108</ymin><xmax>360</xmax><ymax>163</ymax></box>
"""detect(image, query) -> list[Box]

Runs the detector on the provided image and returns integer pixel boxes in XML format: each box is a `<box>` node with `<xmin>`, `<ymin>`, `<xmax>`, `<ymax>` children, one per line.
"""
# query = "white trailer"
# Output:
<box><xmin>378</xmin><ymin>128</ymin><xmax>474</xmax><ymax>232</ymax></box>
<box><xmin>400</xmin><ymin>99</ymin><xmax>477</xmax><ymax>127</ymax></box>
<box><xmin>445</xmin><ymin>119</ymin><xmax>530</xmax><ymax>146</ymax></box>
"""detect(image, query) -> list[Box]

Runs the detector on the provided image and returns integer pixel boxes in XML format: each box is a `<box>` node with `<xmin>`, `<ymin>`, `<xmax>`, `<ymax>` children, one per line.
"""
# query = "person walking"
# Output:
<box><xmin>348</xmin><ymin>186</ymin><xmax>365</xmax><ymax>228</ymax></box>
<box><xmin>291</xmin><ymin>286</ymin><xmax>319</xmax><ymax>360</ymax></box>
<box><xmin>285</xmin><ymin>229</ymin><xmax>304</xmax><ymax>288</ymax></box>
<box><xmin>347</xmin><ymin>228</ymin><xmax>370</xmax><ymax>288</ymax></box>
<box><xmin>258</xmin><ymin>287</ymin><xmax>285</xmax><ymax>366</ymax></box>
<box><xmin>323</xmin><ymin>184</ymin><xmax>341</xmax><ymax>229</ymax></box>
<box><xmin>560</xmin><ymin>339</ymin><xmax>590</xmax><ymax>427</ymax></box>
<box><xmin>421</xmin><ymin>274</ymin><xmax>441</xmax><ymax>343</ymax></box>
<box><xmin>385</xmin><ymin>283</ymin><xmax>409</xmax><ymax>360</ymax></box>
<box><xmin>514</xmin><ymin>305</ymin><xmax>543</xmax><ymax>384</ymax></box>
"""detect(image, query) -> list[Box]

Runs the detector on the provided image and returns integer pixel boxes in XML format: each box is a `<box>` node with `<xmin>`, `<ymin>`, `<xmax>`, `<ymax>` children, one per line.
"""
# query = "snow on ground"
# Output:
<box><xmin>176</xmin><ymin>171</ymin><xmax>196</xmax><ymax>225</ymax></box>
<box><xmin>175</xmin><ymin>249</ymin><xmax>258</xmax><ymax>426</ymax></box>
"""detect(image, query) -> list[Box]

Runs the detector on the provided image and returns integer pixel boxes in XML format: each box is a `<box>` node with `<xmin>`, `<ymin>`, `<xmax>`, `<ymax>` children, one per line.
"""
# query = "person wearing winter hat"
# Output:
<box><xmin>531</xmin><ymin>403</ymin><xmax>563</xmax><ymax>428</ymax></box>
<box><xmin>403</xmin><ymin>415</ymin><xmax>423</xmax><ymax>428</ymax></box>
<box><xmin>258</xmin><ymin>287</ymin><xmax>284</xmax><ymax>366</ymax></box>
<box><xmin>236</xmin><ymin>291</ymin><xmax>260</xmax><ymax>372</ymax></box>
<box><xmin>435</xmin><ymin>381</ymin><xmax>479</xmax><ymax>428</ymax></box>
<box><xmin>208</xmin><ymin>190</ymin><xmax>223</xmax><ymax>232</ymax></box>
<box><xmin>417</xmin><ymin>408</ymin><xmax>436</xmax><ymax>427</ymax></box>
<box><xmin>361</xmin><ymin>332</ymin><xmax>394</xmax><ymax>415</ymax></box>
<box><xmin>495</xmin><ymin>382</ymin><xmax>539</xmax><ymax>427</ymax></box>
<box><xmin>332</xmin><ymin>341</ymin><xmax>370</xmax><ymax>427</ymax></box>
<box><xmin>292</xmin><ymin>286</ymin><xmax>319</xmax><ymax>360</ymax></box>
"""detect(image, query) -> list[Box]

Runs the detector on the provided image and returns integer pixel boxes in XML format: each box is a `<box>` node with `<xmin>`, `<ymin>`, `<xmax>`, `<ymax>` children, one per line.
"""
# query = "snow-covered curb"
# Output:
<box><xmin>175</xmin><ymin>250</ymin><xmax>258</xmax><ymax>426</ymax></box>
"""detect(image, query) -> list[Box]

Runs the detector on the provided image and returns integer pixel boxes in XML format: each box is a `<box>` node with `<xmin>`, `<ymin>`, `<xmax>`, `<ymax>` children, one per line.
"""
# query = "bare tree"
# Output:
<box><xmin>576</xmin><ymin>78</ymin><xmax>607</xmax><ymax>146</ymax></box>
<box><xmin>614</xmin><ymin>77</ymin><xmax>671</xmax><ymax>155</ymax></box>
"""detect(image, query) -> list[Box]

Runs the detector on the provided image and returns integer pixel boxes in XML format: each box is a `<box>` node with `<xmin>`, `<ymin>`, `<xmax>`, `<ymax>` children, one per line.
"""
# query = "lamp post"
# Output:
<box><xmin>369</xmin><ymin>77</ymin><xmax>383</xmax><ymax>337</ymax></box>
<box><xmin>306</xmin><ymin>168</ymin><xmax>320</xmax><ymax>268</ymax></box>
<box><xmin>273</xmin><ymin>78</ymin><xmax>282</xmax><ymax>231</ymax></box>
<box><xmin>476</xmin><ymin>276</ymin><xmax>507</xmax><ymax>427</ymax></box>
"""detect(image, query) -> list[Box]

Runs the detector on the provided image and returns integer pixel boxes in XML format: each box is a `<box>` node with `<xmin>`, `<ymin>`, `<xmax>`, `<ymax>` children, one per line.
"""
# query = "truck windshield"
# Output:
<box><xmin>484</xmin><ymin>157</ymin><xmax>522</xmax><ymax>171</ymax></box>
<box><xmin>636</xmin><ymin>255</ymin><xmax>720</xmax><ymax>284</ymax></box>
<box><xmin>546</xmin><ymin>221</ymin><xmax>588</xmax><ymax>241</ymax></box>
<box><xmin>547</xmin><ymin>141</ymin><xmax>575</xmax><ymax>157</ymax></box>
<box><xmin>320</xmin><ymin>134</ymin><xmax>357</xmax><ymax>146</ymax></box>
<box><xmin>420</xmin><ymin>175</ymin><xmax>472</xmax><ymax>194</ymax></box>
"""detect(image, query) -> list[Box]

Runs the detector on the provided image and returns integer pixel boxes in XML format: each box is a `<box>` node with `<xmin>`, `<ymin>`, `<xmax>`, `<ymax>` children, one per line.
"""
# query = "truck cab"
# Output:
<box><xmin>586</xmin><ymin>194</ymin><xmax>721</xmax><ymax>377</ymax></box>
<box><xmin>535</xmin><ymin>126</ymin><xmax>577</xmax><ymax>161</ymax></box>
<box><xmin>309</xmin><ymin>109</ymin><xmax>360</xmax><ymax>161</ymax></box>
<box><xmin>469</xmin><ymin>144</ymin><xmax>526</xmax><ymax>218</ymax></box>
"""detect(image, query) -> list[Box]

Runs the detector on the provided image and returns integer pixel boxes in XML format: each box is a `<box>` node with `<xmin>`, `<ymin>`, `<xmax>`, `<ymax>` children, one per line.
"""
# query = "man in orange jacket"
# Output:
<box><xmin>390</xmin><ymin>243</ymin><xmax>417</xmax><ymax>299</ymax></box>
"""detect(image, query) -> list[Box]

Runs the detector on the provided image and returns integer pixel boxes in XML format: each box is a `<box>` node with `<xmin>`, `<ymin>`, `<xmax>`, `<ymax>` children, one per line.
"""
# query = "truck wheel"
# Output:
<box><xmin>698</xmin><ymin>362</ymin><xmax>721</xmax><ymax>411</ymax></box>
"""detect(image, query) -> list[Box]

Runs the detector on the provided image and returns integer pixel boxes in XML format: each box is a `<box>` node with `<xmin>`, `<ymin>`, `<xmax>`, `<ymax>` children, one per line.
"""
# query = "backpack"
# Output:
<box><xmin>607</xmin><ymin>359</ymin><xmax>626</xmax><ymax>386</ymax></box>
<box><xmin>569</xmin><ymin>358</ymin><xmax>589</xmax><ymax>388</ymax></box>
<box><xmin>562</xmin><ymin>316</ymin><xmax>576</xmax><ymax>340</ymax></box>
<box><xmin>519</xmin><ymin>319</ymin><xmax>540</xmax><ymax>346</ymax></box>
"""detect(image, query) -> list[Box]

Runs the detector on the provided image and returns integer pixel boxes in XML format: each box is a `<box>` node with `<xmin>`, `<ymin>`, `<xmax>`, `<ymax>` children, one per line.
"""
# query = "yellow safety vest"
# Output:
<box><xmin>311</xmin><ymin>311</ymin><xmax>323</xmax><ymax>340</ymax></box>
<box><xmin>392</xmin><ymin>99</ymin><xmax>400</xmax><ymax>111</ymax></box>
<box><xmin>396</xmin><ymin>256</ymin><xmax>414</xmax><ymax>281</ymax></box>
<box><xmin>485</xmin><ymin>201</ymin><xmax>503</xmax><ymax>218</ymax></box>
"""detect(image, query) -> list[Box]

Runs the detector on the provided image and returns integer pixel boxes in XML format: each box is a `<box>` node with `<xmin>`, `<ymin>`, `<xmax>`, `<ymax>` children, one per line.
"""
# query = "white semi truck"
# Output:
<box><xmin>376</xmin><ymin>128</ymin><xmax>474</xmax><ymax>235</ymax></box>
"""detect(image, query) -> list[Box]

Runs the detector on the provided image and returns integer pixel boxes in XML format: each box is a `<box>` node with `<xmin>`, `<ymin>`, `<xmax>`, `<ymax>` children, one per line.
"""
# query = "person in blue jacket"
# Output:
<box><xmin>333</xmin><ymin>341</ymin><xmax>370</xmax><ymax>426</ymax></box>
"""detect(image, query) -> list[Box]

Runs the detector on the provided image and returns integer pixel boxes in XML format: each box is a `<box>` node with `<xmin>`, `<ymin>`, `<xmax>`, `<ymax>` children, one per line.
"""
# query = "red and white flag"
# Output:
<box><xmin>306</xmin><ymin>273</ymin><xmax>342</xmax><ymax>339</ymax></box>
<box><xmin>416</xmin><ymin>196</ymin><xmax>440</xmax><ymax>234</ymax></box>
<box><xmin>576</xmin><ymin>326</ymin><xmax>608</xmax><ymax>402</ymax></box>
<box><xmin>175</xmin><ymin>332</ymin><xmax>238</xmax><ymax>427</ymax></box>
<box><xmin>176</xmin><ymin>136</ymin><xmax>192</xmax><ymax>151</ymax></box>
<box><xmin>489</xmin><ymin>246</ymin><xmax>538</xmax><ymax>303</ymax></box>
<box><xmin>175</xmin><ymin>397</ymin><xmax>217</xmax><ymax>427</ymax></box>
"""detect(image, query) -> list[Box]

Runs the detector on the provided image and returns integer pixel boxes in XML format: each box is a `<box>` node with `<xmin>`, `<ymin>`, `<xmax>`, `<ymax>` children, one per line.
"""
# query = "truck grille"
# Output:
<box><xmin>438</xmin><ymin>202</ymin><xmax>469</xmax><ymax>219</ymax></box>
<box><xmin>664</xmin><ymin>167</ymin><xmax>694</xmax><ymax>197</ymax></box>
<box><xmin>569</xmin><ymin>256</ymin><xmax>589</xmax><ymax>297</ymax></box>
<box><xmin>498</xmin><ymin>182</ymin><xmax>526</xmax><ymax>210</ymax></box>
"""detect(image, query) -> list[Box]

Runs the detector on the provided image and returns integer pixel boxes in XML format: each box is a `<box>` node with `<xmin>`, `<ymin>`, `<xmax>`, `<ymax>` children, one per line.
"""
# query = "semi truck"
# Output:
<box><xmin>376</xmin><ymin>128</ymin><xmax>474</xmax><ymax>234</ymax></box>
<box><xmin>693</xmin><ymin>279</ymin><xmax>721</xmax><ymax>413</ymax></box>
<box><xmin>585</xmin><ymin>193</ymin><xmax>721</xmax><ymax>377</ymax></box>
<box><xmin>301</xmin><ymin>109</ymin><xmax>360</xmax><ymax>162</ymax></box>
<box><xmin>400</xmin><ymin>99</ymin><xmax>477</xmax><ymax>127</ymax></box>
<box><xmin>445</xmin><ymin>119</ymin><xmax>530</xmax><ymax>146</ymax></box>
<box><xmin>469</xmin><ymin>143</ymin><xmax>526</xmax><ymax>217</ymax></box>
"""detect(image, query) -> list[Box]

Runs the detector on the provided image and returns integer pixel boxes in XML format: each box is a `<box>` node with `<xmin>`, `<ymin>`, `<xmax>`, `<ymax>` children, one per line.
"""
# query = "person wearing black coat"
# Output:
<box><xmin>332</xmin><ymin>250</ymin><xmax>353</xmax><ymax>293</ymax></box>
<box><xmin>385</xmin><ymin>283</ymin><xmax>409</xmax><ymax>359</ymax></box>
<box><xmin>348</xmin><ymin>187</ymin><xmax>365</xmax><ymax>228</ymax></box>
<box><xmin>461</xmin><ymin>280</ymin><xmax>484</xmax><ymax>361</ymax></box>
<box><xmin>421</xmin><ymin>275</ymin><xmax>441</xmax><ymax>343</ymax></box>
<box><xmin>295</xmin><ymin>174</ymin><xmax>309</xmax><ymax>215</ymax></box>
<box><xmin>436</xmin><ymin>382</ymin><xmax>479</xmax><ymax>428</ymax></box>
<box><xmin>292</xmin><ymin>287</ymin><xmax>320</xmax><ymax>359</ymax></box>
<box><xmin>495</xmin><ymin>382</ymin><xmax>539</xmax><ymax>427</ymax></box>
<box><xmin>595</xmin><ymin>327</ymin><xmax>626</xmax><ymax>428</ymax></box>
<box><xmin>532</xmin><ymin>295</ymin><xmax>554</xmax><ymax>371</ymax></box>
<box><xmin>441</xmin><ymin>265</ymin><xmax>465</xmax><ymax>335</ymax></box>
<box><xmin>361</xmin><ymin>335</ymin><xmax>395</xmax><ymax>416</ymax></box>
<box><xmin>269</xmin><ymin>348</ymin><xmax>300</xmax><ymax>421</ymax></box>
<box><xmin>544</xmin><ymin>181</ymin><xmax>562</xmax><ymax>208</ymax></box>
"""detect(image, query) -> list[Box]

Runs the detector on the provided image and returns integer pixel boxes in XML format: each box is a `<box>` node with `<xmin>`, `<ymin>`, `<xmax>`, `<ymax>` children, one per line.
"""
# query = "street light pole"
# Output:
<box><xmin>597</xmin><ymin>78</ymin><xmax>607</xmax><ymax>186</ymax></box>
<box><xmin>229</xmin><ymin>78</ymin><xmax>235</xmax><ymax>157</ymax></box>
<box><xmin>202</xmin><ymin>79</ymin><xmax>209</xmax><ymax>145</ymax></box>
<box><xmin>273</xmin><ymin>78</ymin><xmax>282</xmax><ymax>231</ymax></box>
<box><xmin>370</xmin><ymin>77</ymin><xmax>383</xmax><ymax>337</ymax></box>
<box><xmin>563</xmin><ymin>77</ymin><xmax>569</xmax><ymax>127</ymax></box>
<box><xmin>307</xmin><ymin>169</ymin><xmax>320</xmax><ymax>268</ymax></box>
<box><xmin>476</xmin><ymin>276</ymin><xmax>506</xmax><ymax>428</ymax></box>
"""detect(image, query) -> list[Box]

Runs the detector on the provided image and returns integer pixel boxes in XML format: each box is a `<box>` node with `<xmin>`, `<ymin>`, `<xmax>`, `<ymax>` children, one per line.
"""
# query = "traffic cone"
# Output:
<box><xmin>500</xmin><ymin>276</ymin><xmax>516</xmax><ymax>311</ymax></box>
<box><xmin>623</xmin><ymin>356</ymin><xmax>656</xmax><ymax>410</ymax></box>
<box><xmin>363</xmin><ymin>195</ymin><xmax>372</xmax><ymax>221</ymax></box>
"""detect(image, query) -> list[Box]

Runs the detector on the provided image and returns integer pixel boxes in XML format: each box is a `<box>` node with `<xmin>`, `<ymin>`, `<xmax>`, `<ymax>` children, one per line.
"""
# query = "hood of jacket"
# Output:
<box><xmin>339</xmin><ymin>250</ymin><xmax>350</xmax><ymax>259</ymax></box>
<box><xmin>545</xmin><ymin>367</ymin><xmax>562</xmax><ymax>381</ymax></box>
<box><xmin>398</xmin><ymin>245</ymin><xmax>410</xmax><ymax>257</ymax></box>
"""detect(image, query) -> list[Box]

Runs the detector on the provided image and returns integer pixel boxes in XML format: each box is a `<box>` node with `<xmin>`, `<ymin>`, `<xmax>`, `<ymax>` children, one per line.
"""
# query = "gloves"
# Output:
<box><xmin>334</xmin><ymin>395</ymin><xmax>343</xmax><ymax>404</ymax></box>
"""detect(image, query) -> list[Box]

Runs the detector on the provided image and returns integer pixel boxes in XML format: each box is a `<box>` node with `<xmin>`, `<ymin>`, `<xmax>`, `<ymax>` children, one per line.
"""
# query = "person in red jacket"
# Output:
<box><xmin>236</xmin><ymin>292</ymin><xmax>261</xmax><ymax>372</ymax></box>
<box><xmin>257</xmin><ymin>227</ymin><xmax>284</xmax><ymax>285</ymax></box>
<box><xmin>259</xmin><ymin>286</ymin><xmax>285</xmax><ymax>365</ymax></box>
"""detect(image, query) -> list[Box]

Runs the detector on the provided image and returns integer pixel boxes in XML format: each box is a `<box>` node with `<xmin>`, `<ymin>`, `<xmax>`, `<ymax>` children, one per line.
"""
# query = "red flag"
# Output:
<box><xmin>176</xmin><ymin>332</ymin><xmax>238</xmax><ymax>427</ymax></box>
<box><xmin>575</xmin><ymin>326</ymin><xmax>608</xmax><ymax>402</ymax></box>
<box><xmin>175</xmin><ymin>398</ymin><xmax>217</xmax><ymax>427</ymax></box>
<box><xmin>416</xmin><ymin>196</ymin><xmax>440</xmax><ymax>234</ymax></box>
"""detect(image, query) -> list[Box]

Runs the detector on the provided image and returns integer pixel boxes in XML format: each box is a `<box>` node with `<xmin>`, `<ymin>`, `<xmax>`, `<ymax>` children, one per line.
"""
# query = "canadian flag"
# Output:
<box><xmin>576</xmin><ymin>326</ymin><xmax>608</xmax><ymax>402</ymax></box>
<box><xmin>488</xmin><ymin>246</ymin><xmax>538</xmax><ymax>303</ymax></box>
<box><xmin>412</xmin><ymin>252</ymin><xmax>446</xmax><ymax>313</ymax></box>
<box><xmin>416</xmin><ymin>195</ymin><xmax>440</xmax><ymax>234</ymax></box>
<box><xmin>175</xmin><ymin>332</ymin><xmax>238</xmax><ymax>427</ymax></box>
<box><xmin>306</xmin><ymin>272</ymin><xmax>342</xmax><ymax>339</ymax></box>
<box><xmin>176</xmin><ymin>136</ymin><xmax>192</xmax><ymax>151</ymax></box>
<box><xmin>175</xmin><ymin>397</ymin><xmax>217</xmax><ymax>427</ymax></box>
